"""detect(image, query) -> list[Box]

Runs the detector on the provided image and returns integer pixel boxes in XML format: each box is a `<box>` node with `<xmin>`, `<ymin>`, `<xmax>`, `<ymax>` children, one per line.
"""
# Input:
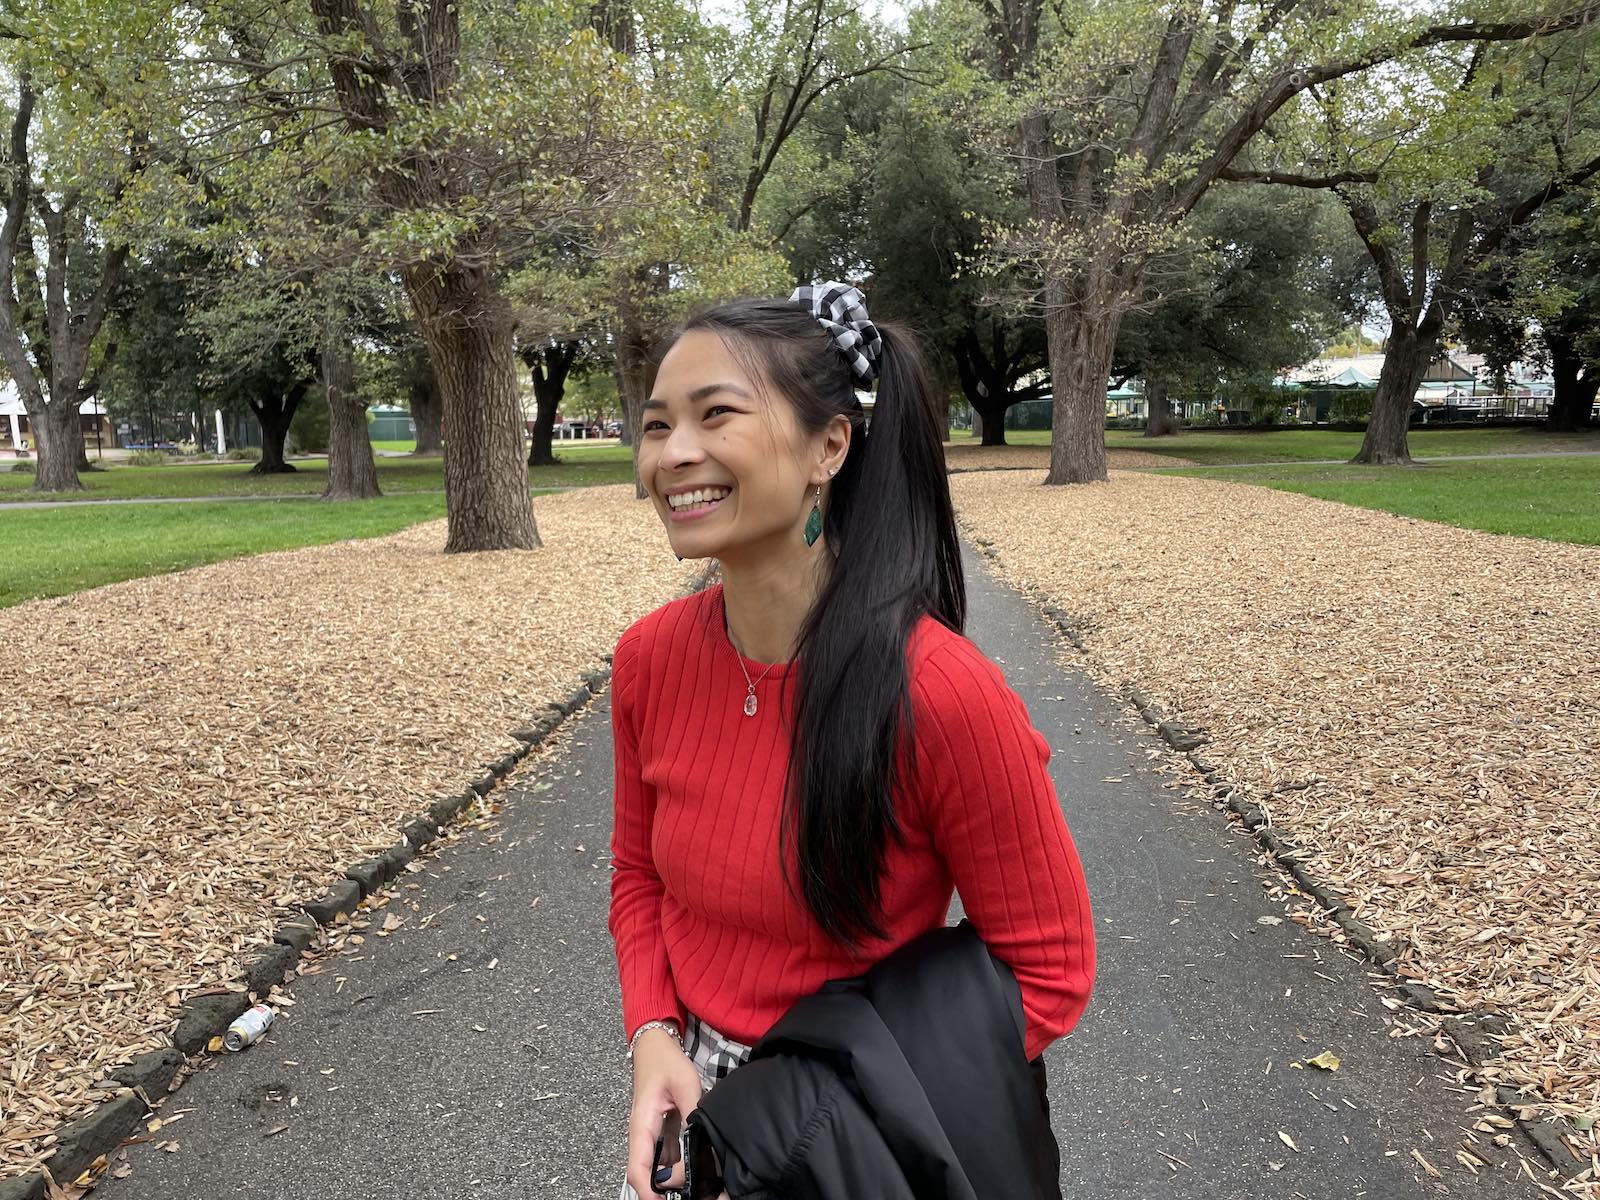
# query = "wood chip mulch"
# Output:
<box><xmin>950</xmin><ymin>468</ymin><xmax>1600</xmax><ymax>1186</ymax></box>
<box><xmin>942</xmin><ymin>443</ymin><xmax>1195</xmax><ymax>472</ymax></box>
<box><xmin>0</xmin><ymin>485</ymin><xmax>697</xmax><ymax>1182</ymax></box>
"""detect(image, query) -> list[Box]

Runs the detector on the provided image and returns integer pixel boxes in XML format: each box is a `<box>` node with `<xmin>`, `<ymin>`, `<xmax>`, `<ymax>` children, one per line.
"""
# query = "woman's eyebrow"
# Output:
<box><xmin>643</xmin><ymin>382</ymin><xmax>752</xmax><ymax>411</ymax></box>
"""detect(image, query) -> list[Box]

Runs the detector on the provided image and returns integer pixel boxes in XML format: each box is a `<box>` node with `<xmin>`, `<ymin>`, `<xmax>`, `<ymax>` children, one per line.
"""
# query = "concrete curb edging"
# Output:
<box><xmin>2</xmin><ymin>567</ymin><xmax>723</xmax><ymax>1198</ymax></box>
<box><xmin>964</xmin><ymin>532</ymin><xmax>1590</xmax><ymax>1183</ymax></box>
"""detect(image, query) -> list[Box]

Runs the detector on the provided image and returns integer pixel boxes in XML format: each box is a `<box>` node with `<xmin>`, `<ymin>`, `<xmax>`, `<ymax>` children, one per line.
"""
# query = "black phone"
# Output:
<box><xmin>650</xmin><ymin>1109</ymin><xmax>686</xmax><ymax>1198</ymax></box>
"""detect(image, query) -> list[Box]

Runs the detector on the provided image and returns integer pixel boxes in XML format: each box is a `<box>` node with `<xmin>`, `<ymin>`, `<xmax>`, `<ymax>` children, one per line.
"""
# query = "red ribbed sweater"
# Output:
<box><xmin>607</xmin><ymin>584</ymin><xmax>1095</xmax><ymax>1062</ymax></box>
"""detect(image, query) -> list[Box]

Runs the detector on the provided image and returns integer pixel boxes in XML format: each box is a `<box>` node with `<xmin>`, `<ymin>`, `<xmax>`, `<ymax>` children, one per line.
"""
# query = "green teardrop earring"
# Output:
<box><xmin>803</xmin><ymin>484</ymin><xmax>823</xmax><ymax>547</ymax></box>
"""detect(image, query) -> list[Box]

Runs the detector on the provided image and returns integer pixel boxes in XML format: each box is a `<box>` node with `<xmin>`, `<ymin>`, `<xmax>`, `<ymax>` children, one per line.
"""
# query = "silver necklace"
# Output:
<box><xmin>723</xmin><ymin>604</ymin><xmax>782</xmax><ymax>717</ymax></box>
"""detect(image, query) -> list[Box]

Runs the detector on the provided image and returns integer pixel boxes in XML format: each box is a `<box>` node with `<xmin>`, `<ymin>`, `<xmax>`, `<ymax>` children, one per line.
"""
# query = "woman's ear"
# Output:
<box><xmin>817</xmin><ymin>413</ymin><xmax>852</xmax><ymax>482</ymax></box>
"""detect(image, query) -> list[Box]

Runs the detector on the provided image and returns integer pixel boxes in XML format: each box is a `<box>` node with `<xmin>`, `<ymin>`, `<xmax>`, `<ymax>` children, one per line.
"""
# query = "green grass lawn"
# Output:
<box><xmin>0</xmin><ymin>494</ymin><xmax>467</xmax><ymax>608</ymax></box>
<box><xmin>0</xmin><ymin>448</ymin><xmax>635</xmax><ymax>501</ymax></box>
<box><xmin>948</xmin><ymin>426</ymin><xmax>1600</xmax><ymax>465</ymax></box>
<box><xmin>371</xmin><ymin>438</ymin><xmax>631</xmax><ymax>458</ymax></box>
<box><xmin>1171</xmin><ymin>456</ymin><xmax>1600</xmax><ymax>545</ymax></box>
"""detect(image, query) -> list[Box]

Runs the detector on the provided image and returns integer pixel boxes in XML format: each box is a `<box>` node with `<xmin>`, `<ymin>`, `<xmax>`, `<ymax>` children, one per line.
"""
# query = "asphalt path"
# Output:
<box><xmin>94</xmin><ymin>543</ymin><xmax>1548</xmax><ymax>1199</ymax></box>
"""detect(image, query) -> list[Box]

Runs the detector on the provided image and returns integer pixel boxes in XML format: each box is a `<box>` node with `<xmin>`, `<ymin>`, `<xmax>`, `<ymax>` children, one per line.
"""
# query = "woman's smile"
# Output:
<box><xmin>665</xmin><ymin>485</ymin><xmax>734</xmax><ymax>521</ymax></box>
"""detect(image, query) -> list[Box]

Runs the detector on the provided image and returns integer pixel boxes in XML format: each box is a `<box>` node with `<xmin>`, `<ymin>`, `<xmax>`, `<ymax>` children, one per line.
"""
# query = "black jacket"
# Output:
<box><xmin>686</xmin><ymin>919</ymin><xmax>1063</xmax><ymax>1200</ymax></box>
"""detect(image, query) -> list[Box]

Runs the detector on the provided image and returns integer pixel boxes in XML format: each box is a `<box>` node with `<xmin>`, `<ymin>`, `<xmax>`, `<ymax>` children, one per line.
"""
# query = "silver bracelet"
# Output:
<box><xmin>628</xmin><ymin>1018</ymin><xmax>682</xmax><ymax>1060</ymax></box>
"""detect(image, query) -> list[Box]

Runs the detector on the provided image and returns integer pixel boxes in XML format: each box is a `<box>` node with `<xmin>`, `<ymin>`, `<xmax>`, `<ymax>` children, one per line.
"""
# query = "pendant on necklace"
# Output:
<box><xmin>743</xmin><ymin>690</ymin><xmax>759</xmax><ymax>717</ymax></box>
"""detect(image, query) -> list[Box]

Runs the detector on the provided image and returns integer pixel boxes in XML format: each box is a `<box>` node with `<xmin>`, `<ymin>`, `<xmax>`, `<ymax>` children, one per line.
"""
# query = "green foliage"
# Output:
<box><xmin>8</xmin><ymin>459</ymin><xmax>35</xmax><ymax>475</ymax></box>
<box><xmin>228</xmin><ymin>447</ymin><xmax>262</xmax><ymax>462</ymax></box>
<box><xmin>1116</xmin><ymin>186</ymin><xmax>1361</xmax><ymax>401</ymax></box>
<box><xmin>128</xmin><ymin>449</ymin><xmax>167</xmax><ymax>467</ymax></box>
<box><xmin>288</xmin><ymin>389</ymin><xmax>330</xmax><ymax>454</ymax></box>
<box><xmin>1324</xmin><ymin>324</ymin><xmax>1383</xmax><ymax>358</ymax></box>
<box><xmin>1329</xmin><ymin>389</ymin><xmax>1378</xmax><ymax>422</ymax></box>
<box><xmin>561</xmin><ymin>369</ymin><xmax>622</xmax><ymax>424</ymax></box>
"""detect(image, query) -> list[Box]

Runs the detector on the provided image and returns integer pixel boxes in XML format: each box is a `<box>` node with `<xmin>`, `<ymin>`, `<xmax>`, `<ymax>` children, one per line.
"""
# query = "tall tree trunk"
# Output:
<box><xmin>406</xmin><ymin>268</ymin><xmax>540</xmax><ymax>551</ymax></box>
<box><xmin>974</xmin><ymin>400</ymin><xmax>1009</xmax><ymax>445</ymax></box>
<box><xmin>614</xmin><ymin>264</ymin><xmax>665</xmax><ymax>499</ymax></box>
<box><xmin>1144</xmin><ymin>376</ymin><xmax>1177</xmax><ymax>437</ymax></box>
<box><xmin>616</xmin><ymin>341</ymin><xmax>652</xmax><ymax>498</ymax></box>
<box><xmin>1044</xmin><ymin>300</ymin><xmax>1119</xmax><ymax>484</ymax></box>
<box><xmin>1546</xmin><ymin>332</ymin><xmax>1597</xmax><ymax>431</ymax></box>
<box><xmin>410</xmin><ymin>371</ymin><xmax>443</xmax><ymax>456</ymax></box>
<box><xmin>321</xmin><ymin>336</ymin><xmax>381</xmax><ymax>500</ymax></box>
<box><xmin>73</xmin><ymin>412</ymin><xmax>98</xmax><ymax>471</ymax></box>
<box><xmin>248</xmin><ymin>385</ymin><xmax>305</xmax><ymax>474</ymax></box>
<box><xmin>30</xmin><ymin>397</ymin><xmax>84</xmax><ymax>492</ymax></box>
<box><xmin>1353</xmin><ymin>328</ymin><xmax>1432</xmax><ymax>465</ymax></box>
<box><xmin>1016</xmin><ymin>103</ymin><xmax>1119</xmax><ymax>485</ymax></box>
<box><xmin>528</xmin><ymin>390</ymin><xmax>559</xmax><ymax>467</ymax></box>
<box><xmin>612</xmin><ymin>363</ymin><xmax>633</xmax><ymax>446</ymax></box>
<box><xmin>525</xmin><ymin>342</ymin><xmax>577</xmax><ymax>468</ymax></box>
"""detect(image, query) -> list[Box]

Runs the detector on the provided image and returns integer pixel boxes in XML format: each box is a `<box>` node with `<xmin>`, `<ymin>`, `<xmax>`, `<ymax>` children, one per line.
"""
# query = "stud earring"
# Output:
<box><xmin>803</xmin><ymin>484</ymin><xmax>823</xmax><ymax>547</ymax></box>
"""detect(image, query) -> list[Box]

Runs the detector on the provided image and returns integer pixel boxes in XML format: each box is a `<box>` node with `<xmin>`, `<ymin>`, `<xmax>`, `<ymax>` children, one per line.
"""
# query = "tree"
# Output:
<box><xmin>0</xmin><ymin>2</ymin><xmax>195</xmax><ymax>492</ymax></box>
<box><xmin>951</xmin><ymin>0</ymin><xmax>1600</xmax><ymax>482</ymax></box>
<box><xmin>523</xmin><ymin>341</ymin><xmax>579</xmax><ymax>467</ymax></box>
<box><xmin>602</xmin><ymin>0</ymin><xmax>920</xmax><ymax>477</ymax></box>
<box><xmin>0</xmin><ymin>78</ymin><xmax>127</xmax><ymax>491</ymax></box>
<box><xmin>1457</xmin><ymin>191</ymin><xmax>1600</xmax><ymax>429</ymax></box>
<box><xmin>317</xmin><ymin>305</ymin><xmax>380</xmax><ymax>500</ymax></box>
<box><xmin>1114</xmin><ymin>186</ymin><xmax>1360</xmax><ymax>435</ymax></box>
<box><xmin>843</xmin><ymin>62</ymin><xmax>1048</xmax><ymax>445</ymax></box>
<box><xmin>1225</xmin><ymin>33</ymin><xmax>1600</xmax><ymax>461</ymax></box>
<box><xmin>189</xmin><ymin>0</ymin><xmax>698</xmax><ymax>549</ymax></box>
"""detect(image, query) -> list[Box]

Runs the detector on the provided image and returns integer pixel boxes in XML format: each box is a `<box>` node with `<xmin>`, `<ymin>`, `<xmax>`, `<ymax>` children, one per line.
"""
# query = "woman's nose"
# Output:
<box><xmin>661</xmin><ymin>422</ymin><xmax>705</xmax><ymax>469</ymax></box>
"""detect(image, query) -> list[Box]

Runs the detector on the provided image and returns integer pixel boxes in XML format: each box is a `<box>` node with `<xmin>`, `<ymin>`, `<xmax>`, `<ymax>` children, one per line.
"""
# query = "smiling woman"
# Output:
<box><xmin>609</xmin><ymin>284</ymin><xmax>1094</xmax><ymax>1198</ymax></box>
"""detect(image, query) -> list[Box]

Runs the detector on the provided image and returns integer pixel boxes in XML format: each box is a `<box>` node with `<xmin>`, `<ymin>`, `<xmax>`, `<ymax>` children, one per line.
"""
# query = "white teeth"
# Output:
<box><xmin>668</xmin><ymin>487</ymin><xmax>730</xmax><ymax>510</ymax></box>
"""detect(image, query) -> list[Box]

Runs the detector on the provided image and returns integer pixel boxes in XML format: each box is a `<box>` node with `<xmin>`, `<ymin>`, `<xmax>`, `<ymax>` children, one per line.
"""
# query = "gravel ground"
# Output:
<box><xmin>949</xmin><ymin>468</ymin><xmax>1600</xmax><ymax>1187</ymax></box>
<box><xmin>0</xmin><ymin>485</ymin><xmax>696</xmax><ymax>1183</ymax></box>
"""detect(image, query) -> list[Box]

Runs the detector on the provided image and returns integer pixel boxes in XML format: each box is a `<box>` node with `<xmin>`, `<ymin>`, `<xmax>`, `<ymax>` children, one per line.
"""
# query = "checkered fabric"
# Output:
<box><xmin>790</xmin><ymin>281</ymin><xmax>882</xmax><ymax>383</ymax></box>
<box><xmin>617</xmin><ymin>1014</ymin><xmax>753</xmax><ymax>1200</ymax></box>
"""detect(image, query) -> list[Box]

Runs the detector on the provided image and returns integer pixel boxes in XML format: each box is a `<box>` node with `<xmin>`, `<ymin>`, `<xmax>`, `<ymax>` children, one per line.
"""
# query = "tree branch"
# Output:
<box><xmin>1219</xmin><ymin>166</ymin><xmax>1379</xmax><ymax>187</ymax></box>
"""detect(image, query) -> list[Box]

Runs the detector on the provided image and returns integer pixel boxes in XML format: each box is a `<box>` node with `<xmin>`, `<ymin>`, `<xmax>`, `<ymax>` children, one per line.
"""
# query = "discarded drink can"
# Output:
<box><xmin>224</xmin><ymin>1004</ymin><xmax>275</xmax><ymax>1052</ymax></box>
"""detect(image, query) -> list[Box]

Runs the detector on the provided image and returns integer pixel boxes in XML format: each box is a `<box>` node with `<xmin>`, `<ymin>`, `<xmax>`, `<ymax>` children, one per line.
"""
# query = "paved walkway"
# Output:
<box><xmin>93</xmin><ymin>544</ymin><xmax>1547</xmax><ymax>1199</ymax></box>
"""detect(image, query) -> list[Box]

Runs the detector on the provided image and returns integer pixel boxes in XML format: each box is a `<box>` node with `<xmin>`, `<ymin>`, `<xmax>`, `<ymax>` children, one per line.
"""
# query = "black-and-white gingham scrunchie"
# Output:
<box><xmin>790</xmin><ymin>281</ymin><xmax>882</xmax><ymax>383</ymax></box>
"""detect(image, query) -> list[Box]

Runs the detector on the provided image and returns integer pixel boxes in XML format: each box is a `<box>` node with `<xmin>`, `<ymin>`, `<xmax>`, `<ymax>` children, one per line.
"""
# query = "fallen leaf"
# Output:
<box><xmin>1277</xmin><ymin>1131</ymin><xmax>1299</xmax><ymax>1153</ymax></box>
<box><xmin>1307</xmin><ymin>1051</ymin><xmax>1341</xmax><ymax>1071</ymax></box>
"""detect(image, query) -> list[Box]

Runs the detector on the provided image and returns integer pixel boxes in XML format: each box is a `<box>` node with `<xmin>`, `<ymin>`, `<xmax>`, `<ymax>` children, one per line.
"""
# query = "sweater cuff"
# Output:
<box><xmin>623</xmin><ymin>991</ymin><xmax>687</xmax><ymax>1049</ymax></box>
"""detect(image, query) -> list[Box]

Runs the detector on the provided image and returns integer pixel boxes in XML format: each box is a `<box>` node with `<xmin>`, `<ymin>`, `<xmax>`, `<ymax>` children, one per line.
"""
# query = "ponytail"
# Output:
<box><xmin>672</xmin><ymin>299</ymin><xmax>965</xmax><ymax>950</ymax></box>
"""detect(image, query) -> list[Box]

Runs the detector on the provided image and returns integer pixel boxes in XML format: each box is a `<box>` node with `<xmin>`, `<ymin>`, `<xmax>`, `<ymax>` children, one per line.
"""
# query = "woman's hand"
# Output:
<box><xmin>626</xmin><ymin>1027</ymin><xmax>703</xmax><ymax>1197</ymax></box>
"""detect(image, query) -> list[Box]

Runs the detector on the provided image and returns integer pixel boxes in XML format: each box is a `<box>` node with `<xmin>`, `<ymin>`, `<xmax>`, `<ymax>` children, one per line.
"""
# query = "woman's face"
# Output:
<box><xmin>640</xmin><ymin>329</ymin><xmax>848</xmax><ymax>565</ymax></box>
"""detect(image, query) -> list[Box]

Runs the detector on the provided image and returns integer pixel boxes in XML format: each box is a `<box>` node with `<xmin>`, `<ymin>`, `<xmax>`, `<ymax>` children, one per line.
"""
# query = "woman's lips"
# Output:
<box><xmin>667</xmin><ymin>490</ymin><xmax>731</xmax><ymax>522</ymax></box>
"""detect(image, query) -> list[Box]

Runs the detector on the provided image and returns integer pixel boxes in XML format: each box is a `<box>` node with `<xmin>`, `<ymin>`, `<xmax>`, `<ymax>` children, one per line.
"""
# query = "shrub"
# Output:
<box><xmin>228</xmin><ymin>446</ymin><xmax>262</xmax><ymax>462</ymax></box>
<box><xmin>9</xmin><ymin>458</ymin><xmax>35</xmax><ymax>474</ymax></box>
<box><xmin>129</xmin><ymin>449</ymin><xmax>167</xmax><ymax>467</ymax></box>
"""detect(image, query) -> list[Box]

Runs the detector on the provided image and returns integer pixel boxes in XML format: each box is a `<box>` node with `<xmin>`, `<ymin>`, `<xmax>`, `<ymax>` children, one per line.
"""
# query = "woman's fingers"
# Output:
<box><xmin>626</xmin><ymin>1101</ymin><xmax>673</xmax><ymax>1198</ymax></box>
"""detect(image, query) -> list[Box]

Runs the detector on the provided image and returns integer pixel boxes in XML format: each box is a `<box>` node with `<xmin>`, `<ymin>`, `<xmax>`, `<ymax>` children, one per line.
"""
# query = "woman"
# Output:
<box><xmin>610</xmin><ymin>283</ymin><xmax>1095</xmax><ymax>1199</ymax></box>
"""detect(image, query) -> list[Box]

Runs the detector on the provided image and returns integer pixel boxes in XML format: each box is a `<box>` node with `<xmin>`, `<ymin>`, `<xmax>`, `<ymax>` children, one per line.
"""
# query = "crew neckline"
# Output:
<box><xmin>712</xmin><ymin>584</ymin><xmax>800</xmax><ymax>677</ymax></box>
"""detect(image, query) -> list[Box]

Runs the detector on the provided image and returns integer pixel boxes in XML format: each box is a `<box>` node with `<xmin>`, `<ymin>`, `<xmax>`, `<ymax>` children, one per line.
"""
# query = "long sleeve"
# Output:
<box><xmin>607</xmin><ymin>624</ymin><xmax>685</xmax><ymax>1045</ymax></box>
<box><xmin>910</xmin><ymin>638</ymin><xmax>1096</xmax><ymax>1061</ymax></box>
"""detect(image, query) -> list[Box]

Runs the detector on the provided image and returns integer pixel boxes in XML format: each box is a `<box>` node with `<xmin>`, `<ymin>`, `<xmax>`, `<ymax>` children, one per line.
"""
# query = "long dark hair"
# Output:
<box><xmin>668</xmin><ymin>296</ymin><xmax>965</xmax><ymax>951</ymax></box>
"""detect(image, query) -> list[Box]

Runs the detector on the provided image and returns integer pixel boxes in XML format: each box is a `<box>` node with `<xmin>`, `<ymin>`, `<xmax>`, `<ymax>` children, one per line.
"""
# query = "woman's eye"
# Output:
<box><xmin>643</xmin><ymin>420</ymin><xmax>668</xmax><ymax>433</ymax></box>
<box><xmin>706</xmin><ymin>405</ymin><xmax>735</xmax><ymax>418</ymax></box>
